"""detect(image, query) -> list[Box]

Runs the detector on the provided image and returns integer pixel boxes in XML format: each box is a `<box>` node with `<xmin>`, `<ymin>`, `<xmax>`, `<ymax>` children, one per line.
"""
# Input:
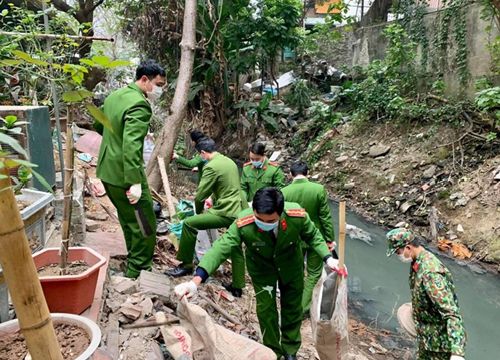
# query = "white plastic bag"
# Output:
<box><xmin>311</xmin><ymin>267</ymin><xmax>349</xmax><ymax>360</ymax></box>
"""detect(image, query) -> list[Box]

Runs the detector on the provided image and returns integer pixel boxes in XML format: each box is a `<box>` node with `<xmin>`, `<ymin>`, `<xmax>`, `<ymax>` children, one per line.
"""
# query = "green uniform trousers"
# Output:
<box><xmin>253</xmin><ymin>276</ymin><xmax>303</xmax><ymax>357</ymax></box>
<box><xmin>103</xmin><ymin>182</ymin><xmax>157</xmax><ymax>278</ymax></box>
<box><xmin>302</xmin><ymin>245</ymin><xmax>323</xmax><ymax>314</ymax></box>
<box><xmin>177</xmin><ymin>213</ymin><xmax>246</xmax><ymax>289</ymax></box>
<box><xmin>418</xmin><ymin>349</ymin><xmax>451</xmax><ymax>360</ymax></box>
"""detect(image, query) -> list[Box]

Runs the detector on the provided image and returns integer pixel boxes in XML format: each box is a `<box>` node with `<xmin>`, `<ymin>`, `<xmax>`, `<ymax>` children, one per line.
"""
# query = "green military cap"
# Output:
<box><xmin>386</xmin><ymin>228</ymin><xmax>414</xmax><ymax>256</ymax></box>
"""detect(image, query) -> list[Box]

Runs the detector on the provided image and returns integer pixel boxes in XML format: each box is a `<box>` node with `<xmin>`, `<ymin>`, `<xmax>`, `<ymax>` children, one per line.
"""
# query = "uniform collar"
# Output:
<box><xmin>292</xmin><ymin>177</ymin><xmax>309</xmax><ymax>184</ymax></box>
<box><xmin>412</xmin><ymin>250</ymin><xmax>426</xmax><ymax>273</ymax></box>
<box><xmin>128</xmin><ymin>83</ymin><xmax>146</xmax><ymax>98</ymax></box>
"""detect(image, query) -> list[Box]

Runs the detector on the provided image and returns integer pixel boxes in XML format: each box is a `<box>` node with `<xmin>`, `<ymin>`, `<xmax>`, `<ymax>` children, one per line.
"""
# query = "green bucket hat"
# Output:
<box><xmin>386</xmin><ymin>228</ymin><xmax>415</xmax><ymax>256</ymax></box>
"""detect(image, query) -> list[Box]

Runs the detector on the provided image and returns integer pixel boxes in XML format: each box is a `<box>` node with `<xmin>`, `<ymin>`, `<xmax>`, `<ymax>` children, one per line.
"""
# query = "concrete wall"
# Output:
<box><xmin>349</xmin><ymin>3</ymin><xmax>499</xmax><ymax>96</ymax></box>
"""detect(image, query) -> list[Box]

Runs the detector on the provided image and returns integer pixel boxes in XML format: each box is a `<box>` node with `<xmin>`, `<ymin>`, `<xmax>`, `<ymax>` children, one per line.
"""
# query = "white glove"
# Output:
<box><xmin>172</xmin><ymin>151</ymin><xmax>179</xmax><ymax>160</ymax></box>
<box><xmin>326</xmin><ymin>257</ymin><xmax>348</xmax><ymax>277</ymax></box>
<box><xmin>174</xmin><ymin>280</ymin><xmax>198</xmax><ymax>298</ymax></box>
<box><xmin>450</xmin><ymin>356</ymin><xmax>465</xmax><ymax>360</ymax></box>
<box><xmin>126</xmin><ymin>183</ymin><xmax>142</xmax><ymax>204</ymax></box>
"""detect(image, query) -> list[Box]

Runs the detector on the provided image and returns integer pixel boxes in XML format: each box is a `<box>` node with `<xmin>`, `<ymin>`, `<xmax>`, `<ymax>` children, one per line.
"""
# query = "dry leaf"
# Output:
<box><xmin>450</xmin><ymin>242</ymin><xmax>472</xmax><ymax>259</ymax></box>
<box><xmin>437</xmin><ymin>238</ymin><xmax>452</xmax><ymax>252</ymax></box>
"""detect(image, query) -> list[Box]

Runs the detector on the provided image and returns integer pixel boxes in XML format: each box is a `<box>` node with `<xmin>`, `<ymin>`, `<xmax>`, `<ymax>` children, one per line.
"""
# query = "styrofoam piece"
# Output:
<box><xmin>0</xmin><ymin>313</ymin><xmax>102</xmax><ymax>359</ymax></box>
<box><xmin>16</xmin><ymin>189</ymin><xmax>54</xmax><ymax>220</ymax></box>
<box><xmin>269</xmin><ymin>151</ymin><xmax>281</xmax><ymax>162</ymax></box>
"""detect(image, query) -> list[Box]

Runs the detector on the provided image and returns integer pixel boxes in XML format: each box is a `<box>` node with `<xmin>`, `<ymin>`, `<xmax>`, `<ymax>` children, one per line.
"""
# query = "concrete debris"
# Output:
<box><xmin>112</xmin><ymin>276</ymin><xmax>138</xmax><ymax>295</ymax></box>
<box><xmin>120</xmin><ymin>302</ymin><xmax>143</xmax><ymax>321</ymax></box>
<box><xmin>423</xmin><ymin>165</ymin><xmax>437</xmax><ymax>179</ymax></box>
<box><xmin>85</xmin><ymin>219</ymin><xmax>101</xmax><ymax>232</ymax></box>
<box><xmin>140</xmin><ymin>297</ymin><xmax>154</xmax><ymax>317</ymax></box>
<box><xmin>139</xmin><ymin>270</ymin><xmax>173</xmax><ymax>301</ymax></box>
<box><xmin>336</xmin><ymin>155</ymin><xmax>349</xmax><ymax>163</ymax></box>
<box><xmin>87</xmin><ymin>212</ymin><xmax>109</xmax><ymax>221</ymax></box>
<box><xmin>344</xmin><ymin>182</ymin><xmax>355</xmax><ymax>190</ymax></box>
<box><xmin>457</xmin><ymin>224</ymin><xmax>464</xmax><ymax>233</ymax></box>
<box><xmin>369</xmin><ymin>144</ymin><xmax>391</xmax><ymax>158</ymax></box>
<box><xmin>449</xmin><ymin>192</ymin><xmax>469</xmax><ymax>207</ymax></box>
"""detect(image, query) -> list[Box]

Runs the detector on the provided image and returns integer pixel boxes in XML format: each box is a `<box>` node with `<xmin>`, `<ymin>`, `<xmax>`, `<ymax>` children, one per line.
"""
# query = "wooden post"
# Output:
<box><xmin>59</xmin><ymin>106</ymin><xmax>75</xmax><ymax>272</ymax></box>
<box><xmin>0</xmin><ymin>172</ymin><xmax>63</xmax><ymax>359</ymax></box>
<box><xmin>157</xmin><ymin>156</ymin><xmax>176</xmax><ymax>220</ymax></box>
<box><xmin>338</xmin><ymin>201</ymin><xmax>346</xmax><ymax>271</ymax></box>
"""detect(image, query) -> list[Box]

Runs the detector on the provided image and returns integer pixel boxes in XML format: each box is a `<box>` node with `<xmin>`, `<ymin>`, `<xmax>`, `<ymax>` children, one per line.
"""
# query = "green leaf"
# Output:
<box><xmin>0</xmin><ymin>59</ymin><xmax>22</xmax><ymax>67</ymax></box>
<box><xmin>1</xmin><ymin>9</ymin><xmax>9</xmax><ymax>16</ymax></box>
<box><xmin>12</xmin><ymin>50</ymin><xmax>49</xmax><ymax>66</ymax></box>
<box><xmin>62</xmin><ymin>89</ymin><xmax>94</xmax><ymax>103</ymax></box>
<box><xmin>79</xmin><ymin>58</ymin><xmax>95</xmax><ymax>67</ymax></box>
<box><xmin>0</xmin><ymin>132</ymin><xmax>27</xmax><ymax>157</ymax></box>
<box><xmin>108</xmin><ymin>60</ymin><xmax>131</xmax><ymax>68</ymax></box>
<box><xmin>7</xmin><ymin>158</ymin><xmax>37</xmax><ymax>168</ymax></box>
<box><xmin>32</xmin><ymin>169</ymin><xmax>53</xmax><ymax>193</ymax></box>
<box><xmin>91</xmin><ymin>55</ymin><xmax>111</xmax><ymax>67</ymax></box>
<box><xmin>85</xmin><ymin>104</ymin><xmax>113</xmax><ymax>132</ymax></box>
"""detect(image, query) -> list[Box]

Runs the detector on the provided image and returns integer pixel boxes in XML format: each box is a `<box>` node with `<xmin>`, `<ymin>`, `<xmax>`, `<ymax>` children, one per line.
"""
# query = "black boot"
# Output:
<box><xmin>222</xmin><ymin>282</ymin><xmax>243</xmax><ymax>298</ymax></box>
<box><xmin>283</xmin><ymin>355</ymin><xmax>297</xmax><ymax>360</ymax></box>
<box><xmin>164</xmin><ymin>266</ymin><xmax>192</xmax><ymax>277</ymax></box>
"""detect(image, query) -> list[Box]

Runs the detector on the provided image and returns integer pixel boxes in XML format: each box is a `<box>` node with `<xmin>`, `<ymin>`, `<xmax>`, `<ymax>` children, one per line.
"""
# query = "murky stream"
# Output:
<box><xmin>329</xmin><ymin>202</ymin><xmax>500</xmax><ymax>359</ymax></box>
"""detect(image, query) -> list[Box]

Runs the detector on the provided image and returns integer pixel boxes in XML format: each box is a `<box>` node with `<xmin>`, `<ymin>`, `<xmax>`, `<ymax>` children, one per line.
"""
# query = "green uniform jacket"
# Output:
<box><xmin>282</xmin><ymin>178</ymin><xmax>335</xmax><ymax>243</ymax></box>
<box><xmin>175</xmin><ymin>154</ymin><xmax>205</xmax><ymax>183</ymax></box>
<box><xmin>96</xmin><ymin>83</ymin><xmax>152</xmax><ymax>187</ymax></box>
<box><xmin>240</xmin><ymin>159</ymin><xmax>286</xmax><ymax>202</ymax></box>
<box><xmin>410</xmin><ymin>250</ymin><xmax>466</xmax><ymax>356</ymax></box>
<box><xmin>198</xmin><ymin>203</ymin><xmax>331</xmax><ymax>284</ymax></box>
<box><xmin>195</xmin><ymin>152</ymin><xmax>245</xmax><ymax>216</ymax></box>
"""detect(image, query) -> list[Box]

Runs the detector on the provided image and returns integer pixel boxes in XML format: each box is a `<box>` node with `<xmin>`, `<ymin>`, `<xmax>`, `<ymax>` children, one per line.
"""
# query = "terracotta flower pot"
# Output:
<box><xmin>32</xmin><ymin>247</ymin><xmax>106</xmax><ymax>314</ymax></box>
<box><xmin>0</xmin><ymin>313</ymin><xmax>101</xmax><ymax>360</ymax></box>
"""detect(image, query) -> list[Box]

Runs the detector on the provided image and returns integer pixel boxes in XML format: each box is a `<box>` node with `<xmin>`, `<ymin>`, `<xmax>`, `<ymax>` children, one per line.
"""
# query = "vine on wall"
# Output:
<box><xmin>397</xmin><ymin>0</ymin><xmax>470</xmax><ymax>89</ymax></box>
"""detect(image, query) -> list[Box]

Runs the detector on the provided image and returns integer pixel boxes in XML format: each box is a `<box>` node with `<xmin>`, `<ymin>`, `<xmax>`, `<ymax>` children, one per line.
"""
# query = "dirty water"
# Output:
<box><xmin>329</xmin><ymin>202</ymin><xmax>500</xmax><ymax>359</ymax></box>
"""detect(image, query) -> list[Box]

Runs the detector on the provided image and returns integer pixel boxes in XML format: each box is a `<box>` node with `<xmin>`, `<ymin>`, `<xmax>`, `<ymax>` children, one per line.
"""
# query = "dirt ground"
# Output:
<box><xmin>304</xmin><ymin>121</ymin><xmax>500</xmax><ymax>270</ymax></box>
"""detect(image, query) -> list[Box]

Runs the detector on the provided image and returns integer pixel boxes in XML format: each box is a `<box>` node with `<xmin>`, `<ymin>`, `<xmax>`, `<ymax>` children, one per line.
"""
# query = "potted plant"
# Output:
<box><xmin>1</xmin><ymin>48</ymin><xmax>128</xmax><ymax>313</ymax></box>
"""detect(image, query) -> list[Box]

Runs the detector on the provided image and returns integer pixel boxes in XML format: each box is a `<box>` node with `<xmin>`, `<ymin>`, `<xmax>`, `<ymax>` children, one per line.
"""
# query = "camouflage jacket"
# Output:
<box><xmin>409</xmin><ymin>250</ymin><xmax>466</xmax><ymax>356</ymax></box>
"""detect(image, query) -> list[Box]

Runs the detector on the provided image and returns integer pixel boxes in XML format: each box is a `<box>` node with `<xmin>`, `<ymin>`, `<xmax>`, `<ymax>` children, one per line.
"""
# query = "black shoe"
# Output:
<box><xmin>164</xmin><ymin>266</ymin><xmax>192</xmax><ymax>277</ymax></box>
<box><xmin>283</xmin><ymin>355</ymin><xmax>297</xmax><ymax>360</ymax></box>
<box><xmin>222</xmin><ymin>282</ymin><xmax>243</xmax><ymax>298</ymax></box>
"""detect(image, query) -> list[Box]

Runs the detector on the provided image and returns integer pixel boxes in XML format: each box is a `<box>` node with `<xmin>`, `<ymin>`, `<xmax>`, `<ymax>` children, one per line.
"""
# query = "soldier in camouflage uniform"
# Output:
<box><xmin>387</xmin><ymin>228</ymin><xmax>466</xmax><ymax>360</ymax></box>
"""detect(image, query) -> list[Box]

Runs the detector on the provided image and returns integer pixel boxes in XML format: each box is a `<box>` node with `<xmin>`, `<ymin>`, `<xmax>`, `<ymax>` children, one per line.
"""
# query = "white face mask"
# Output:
<box><xmin>398</xmin><ymin>253</ymin><xmax>412</xmax><ymax>263</ymax></box>
<box><xmin>147</xmin><ymin>84</ymin><xmax>163</xmax><ymax>101</ymax></box>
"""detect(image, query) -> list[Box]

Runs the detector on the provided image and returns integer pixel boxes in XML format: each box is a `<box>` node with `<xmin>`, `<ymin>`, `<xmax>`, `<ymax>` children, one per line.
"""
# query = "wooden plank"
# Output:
<box><xmin>105</xmin><ymin>314</ymin><xmax>120</xmax><ymax>360</ymax></box>
<box><xmin>157</xmin><ymin>157</ymin><xmax>177</xmax><ymax>220</ymax></box>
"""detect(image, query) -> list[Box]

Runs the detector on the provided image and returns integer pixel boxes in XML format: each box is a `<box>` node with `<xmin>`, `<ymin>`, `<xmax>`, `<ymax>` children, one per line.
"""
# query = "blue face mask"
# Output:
<box><xmin>252</xmin><ymin>160</ymin><xmax>263</xmax><ymax>168</ymax></box>
<box><xmin>255</xmin><ymin>217</ymin><xmax>279</xmax><ymax>232</ymax></box>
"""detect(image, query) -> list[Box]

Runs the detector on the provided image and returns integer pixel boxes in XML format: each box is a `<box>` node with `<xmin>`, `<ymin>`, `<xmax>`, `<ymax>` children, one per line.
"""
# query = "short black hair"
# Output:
<box><xmin>195</xmin><ymin>137</ymin><xmax>216</xmax><ymax>153</ymax></box>
<box><xmin>290</xmin><ymin>161</ymin><xmax>308</xmax><ymax>177</ymax></box>
<box><xmin>249</xmin><ymin>142</ymin><xmax>266</xmax><ymax>156</ymax></box>
<box><xmin>253</xmin><ymin>187</ymin><xmax>285</xmax><ymax>215</ymax></box>
<box><xmin>190</xmin><ymin>130</ymin><xmax>205</xmax><ymax>143</ymax></box>
<box><xmin>135</xmin><ymin>59</ymin><xmax>166</xmax><ymax>80</ymax></box>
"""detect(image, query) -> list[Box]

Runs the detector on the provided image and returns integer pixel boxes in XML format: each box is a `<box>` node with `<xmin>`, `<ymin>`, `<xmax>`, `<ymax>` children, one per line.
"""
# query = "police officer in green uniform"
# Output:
<box><xmin>165</xmin><ymin>138</ymin><xmax>247</xmax><ymax>296</ymax></box>
<box><xmin>387</xmin><ymin>228</ymin><xmax>466</xmax><ymax>360</ymax></box>
<box><xmin>282</xmin><ymin>161</ymin><xmax>336</xmax><ymax>316</ymax></box>
<box><xmin>241</xmin><ymin>142</ymin><xmax>286</xmax><ymax>203</ymax></box>
<box><xmin>96</xmin><ymin>60</ymin><xmax>166</xmax><ymax>278</ymax></box>
<box><xmin>174</xmin><ymin>188</ymin><xmax>346</xmax><ymax>360</ymax></box>
<box><xmin>172</xmin><ymin>130</ymin><xmax>206</xmax><ymax>183</ymax></box>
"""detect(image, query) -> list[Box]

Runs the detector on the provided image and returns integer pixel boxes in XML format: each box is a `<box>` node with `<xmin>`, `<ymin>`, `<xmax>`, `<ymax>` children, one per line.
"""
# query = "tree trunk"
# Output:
<box><xmin>0</xmin><ymin>172</ymin><xmax>63</xmax><ymax>359</ymax></box>
<box><xmin>146</xmin><ymin>0</ymin><xmax>197</xmax><ymax>191</ymax></box>
<box><xmin>361</xmin><ymin>0</ymin><xmax>393</xmax><ymax>26</ymax></box>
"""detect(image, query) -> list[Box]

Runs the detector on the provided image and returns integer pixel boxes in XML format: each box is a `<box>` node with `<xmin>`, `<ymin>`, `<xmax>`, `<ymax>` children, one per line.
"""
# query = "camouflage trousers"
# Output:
<box><xmin>417</xmin><ymin>349</ymin><xmax>451</xmax><ymax>360</ymax></box>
